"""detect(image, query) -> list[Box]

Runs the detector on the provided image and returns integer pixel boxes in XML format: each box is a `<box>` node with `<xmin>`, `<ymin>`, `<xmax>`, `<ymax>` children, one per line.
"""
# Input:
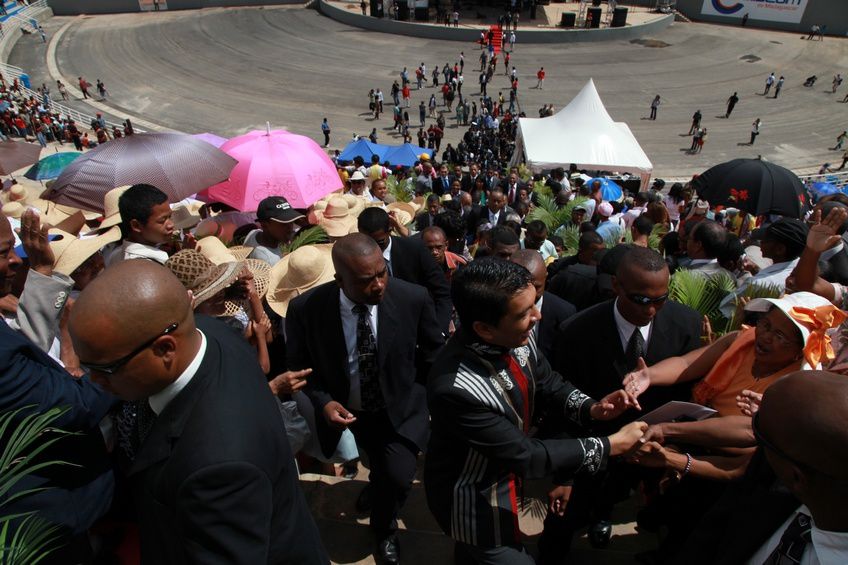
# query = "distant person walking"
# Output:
<box><xmin>535</xmin><ymin>67</ymin><xmax>545</xmax><ymax>89</ymax></box>
<box><xmin>688</xmin><ymin>109</ymin><xmax>702</xmax><ymax>134</ymax></box>
<box><xmin>508</xmin><ymin>31</ymin><xmax>516</xmax><ymax>51</ymax></box>
<box><xmin>834</xmin><ymin>130</ymin><xmax>847</xmax><ymax>151</ymax></box>
<box><xmin>726</xmin><ymin>91</ymin><xmax>739</xmax><ymax>117</ymax></box>
<box><xmin>833</xmin><ymin>73</ymin><xmax>843</xmax><ymax>93</ymax></box>
<box><xmin>57</xmin><ymin>80</ymin><xmax>68</xmax><ymax>101</ymax></box>
<box><xmin>321</xmin><ymin>118</ymin><xmax>330</xmax><ymax>147</ymax></box>
<box><xmin>96</xmin><ymin>79</ymin><xmax>108</xmax><ymax>99</ymax></box>
<box><xmin>38</xmin><ymin>25</ymin><xmax>46</xmax><ymax>43</ymax></box>
<box><xmin>838</xmin><ymin>149</ymin><xmax>848</xmax><ymax>170</ymax></box>
<box><xmin>763</xmin><ymin>72</ymin><xmax>775</xmax><ymax>95</ymax></box>
<box><xmin>649</xmin><ymin>94</ymin><xmax>660</xmax><ymax>120</ymax></box>
<box><xmin>78</xmin><ymin>76</ymin><xmax>90</xmax><ymax>99</ymax></box>
<box><xmin>749</xmin><ymin>118</ymin><xmax>761</xmax><ymax>145</ymax></box>
<box><xmin>773</xmin><ymin>75</ymin><xmax>784</xmax><ymax>98</ymax></box>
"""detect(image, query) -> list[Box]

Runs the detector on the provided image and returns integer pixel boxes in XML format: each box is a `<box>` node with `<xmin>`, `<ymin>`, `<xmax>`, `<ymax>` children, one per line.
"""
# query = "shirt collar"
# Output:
<box><xmin>757</xmin><ymin>258</ymin><xmax>798</xmax><ymax>276</ymax></box>
<box><xmin>688</xmin><ymin>258</ymin><xmax>717</xmax><ymax>267</ymax></box>
<box><xmin>382</xmin><ymin>237</ymin><xmax>392</xmax><ymax>262</ymax></box>
<box><xmin>122</xmin><ymin>241</ymin><xmax>169</xmax><ymax>264</ymax></box>
<box><xmin>148</xmin><ymin>330</ymin><xmax>206</xmax><ymax>415</ymax></box>
<box><xmin>820</xmin><ymin>241</ymin><xmax>845</xmax><ymax>262</ymax></box>
<box><xmin>339</xmin><ymin>288</ymin><xmax>377</xmax><ymax>317</ymax></box>
<box><xmin>613</xmin><ymin>297</ymin><xmax>652</xmax><ymax>335</ymax></box>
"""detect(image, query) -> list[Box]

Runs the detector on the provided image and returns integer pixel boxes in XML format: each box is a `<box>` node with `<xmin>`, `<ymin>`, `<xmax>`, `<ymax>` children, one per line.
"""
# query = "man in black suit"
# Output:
<box><xmin>464</xmin><ymin>188</ymin><xmax>510</xmax><ymax>238</ymax></box>
<box><xmin>542</xmin><ymin>246</ymin><xmax>703</xmax><ymax>560</ymax></box>
<box><xmin>673</xmin><ymin>371</ymin><xmax>848</xmax><ymax>564</ymax></box>
<box><xmin>510</xmin><ymin>249</ymin><xmax>575</xmax><ymax>361</ymax></box>
<box><xmin>460</xmin><ymin>162</ymin><xmax>484</xmax><ymax>194</ymax></box>
<box><xmin>414</xmin><ymin>194</ymin><xmax>442</xmax><ymax>232</ymax></box>
<box><xmin>70</xmin><ymin>261</ymin><xmax>327</xmax><ymax>565</ymax></box>
<box><xmin>287</xmin><ymin>234</ymin><xmax>444</xmax><ymax>564</ymax></box>
<box><xmin>499</xmin><ymin>171</ymin><xmax>528</xmax><ymax>207</ymax></box>
<box><xmin>434</xmin><ymin>163</ymin><xmax>453</xmax><ymax>196</ymax></box>
<box><xmin>358</xmin><ymin>208</ymin><xmax>452</xmax><ymax>333</ymax></box>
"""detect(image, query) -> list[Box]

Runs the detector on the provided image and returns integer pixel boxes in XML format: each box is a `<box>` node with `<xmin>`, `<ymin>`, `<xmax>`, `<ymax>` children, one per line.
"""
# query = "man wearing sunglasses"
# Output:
<box><xmin>69</xmin><ymin>260</ymin><xmax>328</xmax><ymax>564</ymax></box>
<box><xmin>541</xmin><ymin>246</ymin><xmax>703</xmax><ymax>561</ymax></box>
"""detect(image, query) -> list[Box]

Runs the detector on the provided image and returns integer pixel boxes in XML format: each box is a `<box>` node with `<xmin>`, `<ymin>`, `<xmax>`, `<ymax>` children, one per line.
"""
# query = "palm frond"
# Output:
<box><xmin>648</xmin><ymin>224</ymin><xmax>668</xmax><ymax>252</ymax></box>
<box><xmin>0</xmin><ymin>512</ymin><xmax>62</xmax><ymax>565</ymax></box>
<box><xmin>280</xmin><ymin>226</ymin><xmax>329</xmax><ymax>255</ymax></box>
<box><xmin>669</xmin><ymin>269</ymin><xmax>738</xmax><ymax>334</ymax></box>
<box><xmin>386</xmin><ymin>175</ymin><xmax>413</xmax><ymax>203</ymax></box>
<box><xmin>554</xmin><ymin>224</ymin><xmax>581</xmax><ymax>256</ymax></box>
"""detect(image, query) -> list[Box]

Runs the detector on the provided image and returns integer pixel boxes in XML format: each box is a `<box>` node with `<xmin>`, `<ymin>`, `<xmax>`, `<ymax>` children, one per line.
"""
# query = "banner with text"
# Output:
<box><xmin>701</xmin><ymin>0</ymin><xmax>808</xmax><ymax>24</ymax></box>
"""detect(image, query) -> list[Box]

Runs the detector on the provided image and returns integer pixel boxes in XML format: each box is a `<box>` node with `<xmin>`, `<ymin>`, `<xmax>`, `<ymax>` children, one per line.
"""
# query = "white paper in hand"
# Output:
<box><xmin>640</xmin><ymin>401</ymin><xmax>717</xmax><ymax>425</ymax></box>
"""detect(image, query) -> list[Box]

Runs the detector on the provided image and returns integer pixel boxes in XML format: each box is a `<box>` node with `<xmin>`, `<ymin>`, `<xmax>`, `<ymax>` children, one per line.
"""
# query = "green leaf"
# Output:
<box><xmin>279</xmin><ymin>226</ymin><xmax>329</xmax><ymax>255</ymax></box>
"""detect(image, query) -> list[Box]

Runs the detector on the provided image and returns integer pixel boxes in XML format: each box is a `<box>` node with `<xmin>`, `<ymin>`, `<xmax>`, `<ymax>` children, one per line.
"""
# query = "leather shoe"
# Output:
<box><xmin>355</xmin><ymin>484</ymin><xmax>372</xmax><ymax>513</ymax></box>
<box><xmin>376</xmin><ymin>535</ymin><xmax>400</xmax><ymax>564</ymax></box>
<box><xmin>587</xmin><ymin>520</ymin><xmax>612</xmax><ymax>548</ymax></box>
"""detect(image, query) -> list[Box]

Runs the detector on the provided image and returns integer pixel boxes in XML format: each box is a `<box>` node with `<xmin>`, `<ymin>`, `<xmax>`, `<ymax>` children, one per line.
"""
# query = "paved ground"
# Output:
<box><xmin>10</xmin><ymin>7</ymin><xmax>848</xmax><ymax>178</ymax></box>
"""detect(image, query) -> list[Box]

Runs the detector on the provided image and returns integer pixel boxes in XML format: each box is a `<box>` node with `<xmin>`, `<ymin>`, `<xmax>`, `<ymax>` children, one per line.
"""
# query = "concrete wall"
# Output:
<box><xmin>0</xmin><ymin>6</ymin><xmax>53</xmax><ymax>63</ymax></box>
<box><xmin>46</xmin><ymin>0</ymin><xmax>301</xmax><ymax>16</ymax></box>
<box><xmin>676</xmin><ymin>0</ymin><xmax>848</xmax><ymax>36</ymax></box>
<box><xmin>318</xmin><ymin>0</ymin><xmax>674</xmax><ymax>43</ymax></box>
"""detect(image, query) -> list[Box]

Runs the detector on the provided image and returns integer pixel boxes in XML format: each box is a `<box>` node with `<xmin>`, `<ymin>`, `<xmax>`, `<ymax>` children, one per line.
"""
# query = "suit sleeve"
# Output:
<box><xmin>176</xmin><ymin>462</ymin><xmax>273</xmax><ymax>565</ymax></box>
<box><xmin>415</xmin><ymin>292</ymin><xmax>445</xmax><ymax>384</ymax></box>
<box><xmin>285</xmin><ymin>300</ymin><xmax>333</xmax><ymax>414</ymax></box>
<box><xmin>417</xmin><ymin>244</ymin><xmax>453</xmax><ymax>333</ymax></box>
<box><xmin>6</xmin><ymin>270</ymin><xmax>73</xmax><ymax>353</ymax></box>
<box><xmin>434</xmin><ymin>384</ymin><xmax>609</xmax><ymax>480</ymax></box>
<box><xmin>0</xmin><ymin>324</ymin><xmax>116</xmax><ymax>431</ymax></box>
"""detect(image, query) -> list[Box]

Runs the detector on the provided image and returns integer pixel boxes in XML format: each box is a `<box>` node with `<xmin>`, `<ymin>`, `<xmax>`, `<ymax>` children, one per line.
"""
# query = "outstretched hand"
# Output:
<box><xmin>622</xmin><ymin>357</ymin><xmax>650</xmax><ymax>399</ymax></box>
<box><xmin>19</xmin><ymin>209</ymin><xmax>54</xmax><ymax>276</ymax></box>
<box><xmin>807</xmin><ymin>207</ymin><xmax>848</xmax><ymax>254</ymax></box>
<box><xmin>591</xmin><ymin>388</ymin><xmax>641</xmax><ymax>420</ymax></box>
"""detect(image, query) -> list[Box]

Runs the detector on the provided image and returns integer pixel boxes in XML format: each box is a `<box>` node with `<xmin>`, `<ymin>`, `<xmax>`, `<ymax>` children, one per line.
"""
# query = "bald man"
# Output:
<box><xmin>676</xmin><ymin>370</ymin><xmax>848</xmax><ymax>564</ymax></box>
<box><xmin>286</xmin><ymin>234</ymin><xmax>444</xmax><ymax>564</ymax></box>
<box><xmin>510</xmin><ymin>249</ymin><xmax>575</xmax><ymax>361</ymax></box>
<box><xmin>70</xmin><ymin>260</ymin><xmax>327</xmax><ymax>565</ymax></box>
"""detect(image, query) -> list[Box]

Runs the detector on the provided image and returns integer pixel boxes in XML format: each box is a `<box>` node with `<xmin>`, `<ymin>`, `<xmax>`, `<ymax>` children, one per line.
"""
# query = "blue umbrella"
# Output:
<box><xmin>587</xmin><ymin>177</ymin><xmax>623</xmax><ymax>201</ymax></box>
<box><xmin>810</xmin><ymin>181</ymin><xmax>840</xmax><ymax>197</ymax></box>
<box><xmin>24</xmin><ymin>151</ymin><xmax>83</xmax><ymax>181</ymax></box>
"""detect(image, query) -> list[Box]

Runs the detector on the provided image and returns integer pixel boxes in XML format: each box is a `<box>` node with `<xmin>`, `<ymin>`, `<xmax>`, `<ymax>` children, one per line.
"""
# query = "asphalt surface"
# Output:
<box><xmin>10</xmin><ymin>7</ymin><xmax>848</xmax><ymax>178</ymax></box>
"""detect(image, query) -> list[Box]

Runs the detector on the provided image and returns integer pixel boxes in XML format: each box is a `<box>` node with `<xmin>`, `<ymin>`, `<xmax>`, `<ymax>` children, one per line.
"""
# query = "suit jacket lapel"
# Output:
<box><xmin>645</xmin><ymin>310</ymin><xmax>670</xmax><ymax>363</ymax></box>
<box><xmin>605</xmin><ymin>302</ymin><xmax>630</xmax><ymax>379</ymax></box>
<box><xmin>323</xmin><ymin>286</ymin><xmax>348</xmax><ymax>381</ymax></box>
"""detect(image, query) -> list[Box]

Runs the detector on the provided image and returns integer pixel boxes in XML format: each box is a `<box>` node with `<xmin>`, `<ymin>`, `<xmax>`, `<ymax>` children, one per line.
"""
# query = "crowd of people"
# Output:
<box><xmin>3</xmin><ymin>143</ymin><xmax>848</xmax><ymax>564</ymax></box>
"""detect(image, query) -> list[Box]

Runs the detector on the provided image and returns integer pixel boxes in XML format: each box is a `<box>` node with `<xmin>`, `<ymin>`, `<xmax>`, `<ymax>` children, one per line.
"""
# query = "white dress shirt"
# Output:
<box><xmin>613</xmin><ymin>298</ymin><xmax>652</xmax><ymax>352</ymax></box>
<box><xmin>148</xmin><ymin>330</ymin><xmax>207</xmax><ymax>415</ymax></box>
<box><xmin>339</xmin><ymin>290</ymin><xmax>379</xmax><ymax>411</ymax></box>
<box><xmin>106</xmin><ymin>241</ymin><xmax>169</xmax><ymax>267</ymax></box>
<box><xmin>488</xmin><ymin>209</ymin><xmax>501</xmax><ymax>225</ymax></box>
<box><xmin>746</xmin><ymin>505</ymin><xmax>848</xmax><ymax>565</ymax></box>
<box><xmin>382</xmin><ymin>237</ymin><xmax>393</xmax><ymax>275</ymax></box>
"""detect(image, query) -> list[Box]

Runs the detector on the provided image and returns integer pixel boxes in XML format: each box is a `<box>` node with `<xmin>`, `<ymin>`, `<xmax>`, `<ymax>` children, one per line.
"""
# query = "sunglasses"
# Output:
<box><xmin>626</xmin><ymin>293</ymin><xmax>669</xmax><ymax>306</ymax></box>
<box><xmin>80</xmin><ymin>323</ymin><xmax>179</xmax><ymax>376</ymax></box>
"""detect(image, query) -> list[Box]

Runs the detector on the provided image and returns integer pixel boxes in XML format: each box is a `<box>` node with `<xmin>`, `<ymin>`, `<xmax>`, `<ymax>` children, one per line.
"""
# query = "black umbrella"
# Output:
<box><xmin>41</xmin><ymin>133</ymin><xmax>237</xmax><ymax>213</ymax></box>
<box><xmin>691</xmin><ymin>158</ymin><xmax>809</xmax><ymax>218</ymax></box>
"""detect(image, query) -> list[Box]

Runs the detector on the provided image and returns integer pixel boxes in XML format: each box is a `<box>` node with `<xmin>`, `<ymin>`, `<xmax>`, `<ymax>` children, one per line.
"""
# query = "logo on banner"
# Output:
<box><xmin>711</xmin><ymin>0</ymin><xmax>744</xmax><ymax>14</ymax></box>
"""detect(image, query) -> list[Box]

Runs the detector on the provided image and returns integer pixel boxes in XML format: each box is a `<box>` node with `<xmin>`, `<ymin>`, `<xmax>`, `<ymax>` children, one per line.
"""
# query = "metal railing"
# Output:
<box><xmin>7</xmin><ymin>14</ymin><xmax>37</xmax><ymax>33</ymax></box>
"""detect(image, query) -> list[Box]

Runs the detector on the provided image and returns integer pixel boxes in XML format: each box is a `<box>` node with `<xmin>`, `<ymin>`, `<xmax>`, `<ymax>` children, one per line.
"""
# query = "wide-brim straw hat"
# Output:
<box><xmin>197</xmin><ymin>236</ymin><xmax>239</xmax><ymax>265</ymax></box>
<box><xmin>228</xmin><ymin>245</ymin><xmax>253</xmax><ymax>261</ymax></box>
<box><xmin>313</xmin><ymin>197</ymin><xmax>357</xmax><ymax>238</ymax></box>
<box><xmin>84</xmin><ymin>185</ymin><xmax>131</xmax><ymax>235</ymax></box>
<box><xmin>392</xmin><ymin>209</ymin><xmax>412</xmax><ymax>227</ymax></box>
<box><xmin>50</xmin><ymin>226</ymin><xmax>121</xmax><ymax>276</ymax></box>
<box><xmin>386</xmin><ymin>202</ymin><xmax>416</xmax><ymax>218</ymax></box>
<box><xmin>223</xmin><ymin>258</ymin><xmax>272</xmax><ymax>317</ymax></box>
<box><xmin>165</xmin><ymin>249</ymin><xmax>245</xmax><ymax>306</ymax></box>
<box><xmin>267</xmin><ymin>243</ymin><xmax>335</xmax><ymax>317</ymax></box>
<box><xmin>171</xmin><ymin>203</ymin><xmax>202</xmax><ymax>231</ymax></box>
<box><xmin>342</xmin><ymin>194</ymin><xmax>367</xmax><ymax>218</ymax></box>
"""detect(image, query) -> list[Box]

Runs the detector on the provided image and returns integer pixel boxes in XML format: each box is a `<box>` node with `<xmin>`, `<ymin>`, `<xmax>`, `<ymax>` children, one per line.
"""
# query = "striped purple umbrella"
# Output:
<box><xmin>42</xmin><ymin>133</ymin><xmax>237</xmax><ymax>213</ymax></box>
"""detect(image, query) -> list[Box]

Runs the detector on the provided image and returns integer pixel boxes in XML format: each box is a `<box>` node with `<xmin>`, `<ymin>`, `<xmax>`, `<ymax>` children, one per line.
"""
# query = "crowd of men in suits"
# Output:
<box><xmin>2</xmin><ymin>162</ymin><xmax>848</xmax><ymax>565</ymax></box>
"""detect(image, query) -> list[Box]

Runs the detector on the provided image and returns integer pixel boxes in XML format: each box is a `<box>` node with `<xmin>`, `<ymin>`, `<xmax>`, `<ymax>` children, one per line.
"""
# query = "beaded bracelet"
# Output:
<box><xmin>681</xmin><ymin>453</ymin><xmax>693</xmax><ymax>477</ymax></box>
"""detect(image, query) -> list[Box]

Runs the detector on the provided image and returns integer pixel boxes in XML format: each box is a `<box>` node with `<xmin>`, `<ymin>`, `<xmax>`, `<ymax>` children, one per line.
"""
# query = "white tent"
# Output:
<box><xmin>512</xmin><ymin>79</ymin><xmax>653</xmax><ymax>185</ymax></box>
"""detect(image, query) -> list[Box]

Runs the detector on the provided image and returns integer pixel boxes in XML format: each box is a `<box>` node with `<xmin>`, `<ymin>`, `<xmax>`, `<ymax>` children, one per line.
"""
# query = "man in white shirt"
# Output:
<box><xmin>243</xmin><ymin>196</ymin><xmax>305</xmax><ymax>266</ymax></box>
<box><xmin>106</xmin><ymin>184</ymin><xmax>174</xmax><ymax>266</ymax></box>
<box><xmin>720</xmin><ymin>218</ymin><xmax>808</xmax><ymax>316</ymax></box>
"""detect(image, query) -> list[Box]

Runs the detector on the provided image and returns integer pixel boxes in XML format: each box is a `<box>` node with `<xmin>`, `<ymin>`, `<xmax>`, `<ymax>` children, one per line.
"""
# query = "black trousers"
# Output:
<box><xmin>351</xmin><ymin>410</ymin><xmax>419</xmax><ymax>538</ymax></box>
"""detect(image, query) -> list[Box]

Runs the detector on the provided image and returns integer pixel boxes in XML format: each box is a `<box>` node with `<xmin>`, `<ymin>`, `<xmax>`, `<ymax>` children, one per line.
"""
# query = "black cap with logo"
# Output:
<box><xmin>256</xmin><ymin>196</ymin><xmax>305</xmax><ymax>223</ymax></box>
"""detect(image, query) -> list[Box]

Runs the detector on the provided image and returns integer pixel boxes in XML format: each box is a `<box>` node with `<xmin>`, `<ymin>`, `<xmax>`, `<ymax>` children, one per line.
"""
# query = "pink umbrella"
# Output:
<box><xmin>205</xmin><ymin>128</ymin><xmax>341</xmax><ymax>211</ymax></box>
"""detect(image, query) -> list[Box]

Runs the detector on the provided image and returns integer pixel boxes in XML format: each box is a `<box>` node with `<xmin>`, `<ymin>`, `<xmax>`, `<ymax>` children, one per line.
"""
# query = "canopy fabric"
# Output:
<box><xmin>512</xmin><ymin>79</ymin><xmax>653</xmax><ymax>181</ymax></box>
<box><xmin>338</xmin><ymin>140</ymin><xmax>433</xmax><ymax>168</ymax></box>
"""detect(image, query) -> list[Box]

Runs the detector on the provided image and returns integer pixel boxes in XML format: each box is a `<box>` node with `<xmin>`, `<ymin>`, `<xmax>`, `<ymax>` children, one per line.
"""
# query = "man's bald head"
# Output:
<box><xmin>510</xmin><ymin>249</ymin><xmax>546</xmax><ymax>302</ymax></box>
<box><xmin>332</xmin><ymin>233</ymin><xmax>382</xmax><ymax>275</ymax></box>
<box><xmin>70</xmin><ymin>260</ymin><xmax>198</xmax><ymax>400</ymax></box>
<box><xmin>332</xmin><ymin>234</ymin><xmax>388</xmax><ymax>305</ymax></box>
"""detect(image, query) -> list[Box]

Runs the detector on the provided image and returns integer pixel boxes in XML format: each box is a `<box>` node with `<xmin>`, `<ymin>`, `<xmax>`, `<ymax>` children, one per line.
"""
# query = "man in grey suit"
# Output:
<box><xmin>685</xmin><ymin>220</ymin><xmax>736</xmax><ymax>281</ymax></box>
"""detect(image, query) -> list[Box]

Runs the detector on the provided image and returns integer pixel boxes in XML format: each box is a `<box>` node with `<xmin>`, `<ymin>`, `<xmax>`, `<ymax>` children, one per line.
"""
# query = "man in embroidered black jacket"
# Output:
<box><xmin>424</xmin><ymin>258</ymin><xmax>648</xmax><ymax>565</ymax></box>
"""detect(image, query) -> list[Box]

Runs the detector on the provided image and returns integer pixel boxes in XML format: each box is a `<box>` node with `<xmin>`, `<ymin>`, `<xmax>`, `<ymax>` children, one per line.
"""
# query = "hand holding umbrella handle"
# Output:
<box><xmin>19</xmin><ymin>209</ymin><xmax>54</xmax><ymax>276</ymax></box>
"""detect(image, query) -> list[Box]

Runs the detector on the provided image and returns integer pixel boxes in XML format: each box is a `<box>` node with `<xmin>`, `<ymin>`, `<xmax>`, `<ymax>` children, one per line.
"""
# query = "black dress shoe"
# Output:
<box><xmin>355</xmin><ymin>484</ymin><xmax>372</xmax><ymax>513</ymax></box>
<box><xmin>376</xmin><ymin>535</ymin><xmax>400</xmax><ymax>564</ymax></box>
<box><xmin>587</xmin><ymin>520</ymin><xmax>612</xmax><ymax>548</ymax></box>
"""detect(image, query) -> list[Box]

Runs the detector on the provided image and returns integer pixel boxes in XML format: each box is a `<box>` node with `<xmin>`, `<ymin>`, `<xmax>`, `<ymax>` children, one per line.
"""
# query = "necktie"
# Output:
<box><xmin>509</xmin><ymin>185</ymin><xmax>515</xmax><ymax>203</ymax></box>
<box><xmin>117</xmin><ymin>399</ymin><xmax>157</xmax><ymax>462</ymax></box>
<box><xmin>385</xmin><ymin>257</ymin><xmax>393</xmax><ymax>277</ymax></box>
<box><xmin>764</xmin><ymin>512</ymin><xmax>812</xmax><ymax>565</ymax></box>
<box><xmin>353</xmin><ymin>304</ymin><xmax>385</xmax><ymax>412</ymax></box>
<box><xmin>625</xmin><ymin>327</ymin><xmax>645</xmax><ymax>371</ymax></box>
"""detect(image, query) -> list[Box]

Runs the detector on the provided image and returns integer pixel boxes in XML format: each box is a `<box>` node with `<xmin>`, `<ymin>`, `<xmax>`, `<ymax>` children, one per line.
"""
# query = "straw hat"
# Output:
<box><xmin>267</xmin><ymin>244</ymin><xmax>335</xmax><ymax>317</ymax></box>
<box><xmin>392</xmin><ymin>209</ymin><xmax>412</xmax><ymax>227</ymax></box>
<box><xmin>228</xmin><ymin>245</ymin><xmax>253</xmax><ymax>261</ymax></box>
<box><xmin>386</xmin><ymin>202</ymin><xmax>416</xmax><ymax>218</ymax></box>
<box><xmin>313</xmin><ymin>197</ymin><xmax>358</xmax><ymax>238</ymax></box>
<box><xmin>197</xmin><ymin>236</ymin><xmax>239</xmax><ymax>265</ymax></box>
<box><xmin>165</xmin><ymin>249</ymin><xmax>245</xmax><ymax>306</ymax></box>
<box><xmin>341</xmin><ymin>193</ymin><xmax>366</xmax><ymax>218</ymax></box>
<box><xmin>223</xmin><ymin>258</ymin><xmax>272</xmax><ymax>317</ymax></box>
<box><xmin>171</xmin><ymin>203</ymin><xmax>202</xmax><ymax>231</ymax></box>
<box><xmin>84</xmin><ymin>185</ymin><xmax>131</xmax><ymax>235</ymax></box>
<box><xmin>50</xmin><ymin>226</ymin><xmax>121</xmax><ymax>276</ymax></box>
<box><xmin>2</xmin><ymin>201</ymin><xmax>24</xmax><ymax>219</ymax></box>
